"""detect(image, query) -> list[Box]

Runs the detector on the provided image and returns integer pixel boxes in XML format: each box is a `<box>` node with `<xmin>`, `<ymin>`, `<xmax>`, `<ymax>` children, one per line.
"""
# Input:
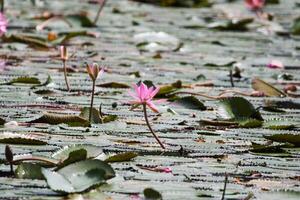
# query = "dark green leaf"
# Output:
<box><xmin>175</xmin><ymin>96</ymin><xmax>206</xmax><ymax>110</ymax></box>
<box><xmin>30</xmin><ymin>113</ymin><xmax>90</xmax><ymax>127</ymax></box>
<box><xmin>218</xmin><ymin>97</ymin><xmax>263</xmax><ymax>121</ymax></box>
<box><xmin>15</xmin><ymin>163</ymin><xmax>44</xmax><ymax>180</ymax></box>
<box><xmin>105</xmin><ymin>152</ymin><xmax>138</xmax><ymax>163</ymax></box>
<box><xmin>97</xmin><ymin>82</ymin><xmax>130</xmax><ymax>88</ymax></box>
<box><xmin>144</xmin><ymin>188</ymin><xmax>162</xmax><ymax>200</ymax></box>
<box><xmin>264</xmin><ymin>134</ymin><xmax>300</xmax><ymax>147</ymax></box>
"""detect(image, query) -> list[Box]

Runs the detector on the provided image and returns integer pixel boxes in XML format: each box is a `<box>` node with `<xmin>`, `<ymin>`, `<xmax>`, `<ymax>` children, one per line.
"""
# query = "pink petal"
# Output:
<box><xmin>146</xmin><ymin>101</ymin><xmax>159</xmax><ymax>113</ymax></box>
<box><xmin>149</xmin><ymin>87</ymin><xmax>160</xmax><ymax>99</ymax></box>
<box><xmin>267</xmin><ymin>60</ymin><xmax>284</xmax><ymax>69</ymax></box>
<box><xmin>139</xmin><ymin>82</ymin><xmax>147</xmax><ymax>100</ymax></box>
<box><xmin>98</xmin><ymin>67</ymin><xmax>105</xmax><ymax>77</ymax></box>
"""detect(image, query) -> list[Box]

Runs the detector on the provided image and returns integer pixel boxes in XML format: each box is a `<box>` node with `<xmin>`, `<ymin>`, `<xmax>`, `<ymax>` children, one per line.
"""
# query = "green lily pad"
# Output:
<box><xmin>15</xmin><ymin>163</ymin><xmax>44</xmax><ymax>180</ymax></box>
<box><xmin>263</xmin><ymin>119</ymin><xmax>296</xmax><ymax>130</ymax></box>
<box><xmin>7</xmin><ymin>76</ymin><xmax>41</xmax><ymax>85</ymax></box>
<box><xmin>218</xmin><ymin>97</ymin><xmax>263</xmax><ymax>121</ymax></box>
<box><xmin>264</xmin><ymin>134</ymin><xmax>300</xmax><ymax>147</ymax></box>
<box><xmin>175</xmin><ymin>96</ymin><xmax>206</xmax><ymax>110</ymax></box>
<box><xmin>97</xmin><ymin>82</ymin><xmax>130</xmax><ymax>88</ymax></box>
<box><xmin>42</xmin><ymin>159</ymin><xmax>115</xmax><ymax>193</ymax></box>
<box><xmin>30</xmin><ymin>113</ymin><xmax>90</xmax><ymax>127</ymax></box>
<box><xmin>0</xmin><ymin>132</ymin><xmax>47</xmax><ymax>145</ymax></box>
<box><xmin>105</xmin><ymin>152</ymin><xmax>138</xmax><ymax>163</ymax></box>
<box><xmin>144</xmin><ymin>188</ymin><xmax>162</xmax><ymax>200</ymax></box>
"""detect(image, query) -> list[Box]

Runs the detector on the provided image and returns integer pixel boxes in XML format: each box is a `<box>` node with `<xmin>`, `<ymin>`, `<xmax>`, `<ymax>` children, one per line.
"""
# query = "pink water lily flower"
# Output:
<box><xmin>267</xmin><ymin>60</ymin><xmax>284</xmax><ymax>69</ymax></box>
<box><xmin>128</xmin><ymin>82</ymin><xmax>162</xmax><ymax>113</ymax></box>
<box><xmin>0</xmin><ymin>12</ymin><xmax>8</xmax><ymax>36</ymax></box>
<box><xmin>245</xmin><ymin>0</ymin><xmax>265</xmax><ymax>10</ymax></box>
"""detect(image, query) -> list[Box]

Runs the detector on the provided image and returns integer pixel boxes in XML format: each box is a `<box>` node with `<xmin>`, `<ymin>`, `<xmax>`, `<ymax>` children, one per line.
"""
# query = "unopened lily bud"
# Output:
<box><xmin>86</xmin><ymin>63</ymin><xmax>104</xmax><ymax>81</ymax></box>
<box><xmin>5</xmin><ymin>145</ymin><xmax>13</xmax><ymax>163</ymax></box>
<box><xmin>60</xmin><ymin>45</ymin><xmax>68</xmax><ymax>61</ymax></box>
<box><xmin>284</xmin><ymin>84</ymin><xmax>297</xmax><ymax>93</ymax></box>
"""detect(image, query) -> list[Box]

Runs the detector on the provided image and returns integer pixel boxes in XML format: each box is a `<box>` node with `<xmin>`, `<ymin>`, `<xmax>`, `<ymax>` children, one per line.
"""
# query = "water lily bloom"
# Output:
<box><xmin>267</xmin><ymin>60</ymin><xmax>284</xmax><ymax>69</ymax></box>
<box><xmin>0</xmin><ymin>12</ymin><xmax>8</xmax><ymax>36</ymax></box>
<box><xmin>128</xmin><ymin>82</ymin><xmax>165</xmax><ymax>149</ymax></box>
<box><xmin>245</xmin><ymin>0</ymin><xmax>265</xmax><ymax>10</ymax></box>
<box><xmin>128</xmin><ymin>82</ymin><xmax>161</xmax><ymax>113</ymax></box>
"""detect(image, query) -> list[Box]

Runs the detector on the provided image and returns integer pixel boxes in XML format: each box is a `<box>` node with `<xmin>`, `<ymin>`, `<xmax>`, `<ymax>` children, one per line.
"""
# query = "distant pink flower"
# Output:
<box><xmin>245</xmin><ymin>0</ymin><xmax>265</xmax><ymax>10</ymax></box>
<box><xmin>128</xmin><ymin>82</ymin><xmax>162</xmax><ymax>113</ymax></box>
<box><xmin>0</xmin><ymin>12</ymin><xmax>8</xmax><ymax>36</ymax></box>
<box><xmin>267</xmin><ymin>60</ymin><xmax>284</xmax><ymax>69</ymax></box>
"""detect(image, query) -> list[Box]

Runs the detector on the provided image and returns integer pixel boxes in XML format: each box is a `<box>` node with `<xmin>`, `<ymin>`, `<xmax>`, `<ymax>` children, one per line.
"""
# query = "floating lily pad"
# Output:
<box><xmin>30</xmin><ymin>113</ymin><xmax>90</xmax><ymax>127</ymax></box>
<box><xmin>217</xmin><ymin>97</ymin><xmax>263</xmax><ymax>121</ymax></box>
<box><xmin>6</xmin><ymin>76</ymin><xmax>41</xmax><ymax>85</ymax></box>
<box><xmin>97</xmin><ymin>82</ymin><xmax>130</xmax><ymax>88</ymax></box>
<box><xmin>264</xmin><ymin>134</ymin><xmax>300</xmax><ymax>147</ymax></box>
<box><xmin>263</xmin><ymin>119</ymin><xmax>296</xmax><ymax>130</ymax></box>
<box><xmin>0</xmin><ymin>132</ymin><xmax>47</xmax><ymax>145</ymax></box>
<box><xmin>15</xmin><ymin>163</ymin><xmax>44</xmax><ymax>180</ymax></box>
<box><xmin>105</xmin><ymin>152</ymin><xmax>138</xmax><ymax>163</ymax></box>
<box><xmin>175</xmin><ymin>96</ymin><xmax>206</xmax><ymax>110</ymax></box>
<box><xmin>42</xmin><ymin>159</ymin><xmax>115</xmax><ymax>193</ymax></box>
<box><xmin>144</xmin><ymin>188</ymin><xmax>162</xmax><ymax>200</ymax></box>
<box><xmin>208</xmin><ymin>18</ymin><xmax>253</xmax><ymax>31</ymax></box>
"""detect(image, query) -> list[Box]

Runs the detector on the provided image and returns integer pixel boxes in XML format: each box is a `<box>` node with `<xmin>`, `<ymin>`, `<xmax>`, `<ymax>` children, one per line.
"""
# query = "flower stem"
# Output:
<box><xmin>229</xmin><ymin>69</ymin><xmax>234</xmax><ymax>87</ymax></box>
<box><xmin>89</xmin><ymin>80</ymin><xmax>96</xmax><ymax>122</ymax></box>
<box><xmin>221</xmin><ymin>173</ymin><xmax>228</xmax><ymax>200</ymax></box>
<box><xmin>12</xmin><ymin>156</ymin><xmax>58</xmax><ymax>165</ymax></box>
<box><xmin>63</xmin><ymin>60</ymin><xmax>70</xmax><ymax>91</ymax></box>
<box><xmin>93</xmin><ymin>0</ymin><xmax>107</xmax><ymax>25</ymax></box>
<box><xmin>0</xmin><ymin>0</ymin><xmax>4</xmax><ymax>13</ymax></box>
<box><xmin>142</xmin><ymin>104</ymin><xmax>165</xmax><ymax>149</ymax></box>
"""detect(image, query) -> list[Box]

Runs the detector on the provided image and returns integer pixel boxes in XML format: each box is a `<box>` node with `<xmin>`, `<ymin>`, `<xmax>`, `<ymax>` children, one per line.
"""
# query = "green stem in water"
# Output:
<box><xmin>93</xmin><ymin>0</ymin><xmax>107</xmax><ymax>25</ymax></box>
<box><xmin>63</xmin><ymin>60</ymin><xmax>70</xmax><ymax>91</ymax></box>
<box><xmin>221</xmin><ymin>173</ymin><xmax>228</xmax><ymax>200</ymax></box>
<box><xmin>142</xmin><ymin>104</ymin><xmax>165</xmax><ymax>149</ymax></box>
<box><xmin>229</xmin><ymin>69</ymin><xmax>234</xmax><ymax>87</ymax></box>
<box><xmin>0</xmin><ymin>0</ymin><xmax>4</xmax><ymax>13</ymax></box>
<box><xmin>12</xmin><ymin>156</ymin><xmax>58</xmax><ymax>165</ymax></box>
<box><xmin>89</xmin><ymin>80</ymin><xmax>96</xmax><ymax>122</ymax></box>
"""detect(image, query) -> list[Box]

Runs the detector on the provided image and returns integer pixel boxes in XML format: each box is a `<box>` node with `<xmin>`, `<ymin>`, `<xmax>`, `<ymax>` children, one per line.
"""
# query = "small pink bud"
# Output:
<box><xmin>60</xmin><ymin>46</ymin><xmax>68</xmax><ymax>61</ymax></box>
<box><xmin>0</xmin><ymin>12</ymin><xmax>8</xmax><ymax>36</ymax></box>
<box><xmin>267</xmin><ymin>60</ymin><xmax>284</xmax><ymax>69</ymax></box>
<box><xmin>86</xmin><ymin>63</ymin><xmax>104</xmax><ymax>81</ymax></box>
<box><xmin>284</xmin><ymin>84</ymin><xmax>297</xmax><ymax>93</ymax></box>
<box><xmin>245</xmin><ymin>0</ymin><xmax>265</xmax><ymax>10</ymax></box>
